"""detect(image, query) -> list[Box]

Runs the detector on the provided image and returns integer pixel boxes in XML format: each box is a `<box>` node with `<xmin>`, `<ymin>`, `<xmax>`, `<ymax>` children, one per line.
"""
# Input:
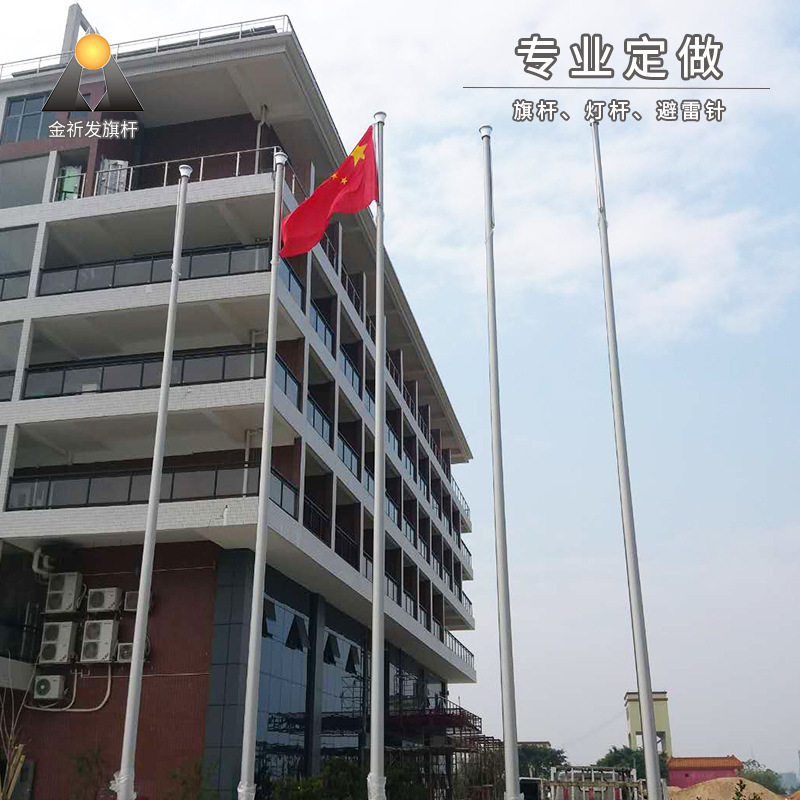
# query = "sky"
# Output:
<box><xmin>4</xmin><ymin>0</ymin><xmax>799</xmax><ymax>774</ymax></box>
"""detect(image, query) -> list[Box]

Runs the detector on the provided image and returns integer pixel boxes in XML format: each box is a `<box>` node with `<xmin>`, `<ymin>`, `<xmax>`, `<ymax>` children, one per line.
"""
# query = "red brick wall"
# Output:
<box><xmin>18</xmin><ymin>540</ymin><xmax>220</xmax><ymax>800</ymax></box>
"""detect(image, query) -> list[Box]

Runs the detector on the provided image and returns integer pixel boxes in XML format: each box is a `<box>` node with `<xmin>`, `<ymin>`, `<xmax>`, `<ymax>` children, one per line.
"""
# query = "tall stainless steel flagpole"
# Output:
<box><xmin>116</xmin><ymin>164</ymin><xmax>193</xmax><ymax>800</ymax></box>
<box><xmin>479</xmin><ymin>125</ymin><xmax>522</xmax><ymax>800</ymax></box>
<box><xmin>590</xmin><ymin>121</ymin><xmax>662</xmax><ymax>800</ymax></box>
<box><xmin>237</xmin><ymin>150</ymin><xmax>288</xmax><ymax>800</ymax></box>
<box><xmin>368</xmin><ymin>110</ymin><xmax>387</xmax><ymax>800</ymax></box>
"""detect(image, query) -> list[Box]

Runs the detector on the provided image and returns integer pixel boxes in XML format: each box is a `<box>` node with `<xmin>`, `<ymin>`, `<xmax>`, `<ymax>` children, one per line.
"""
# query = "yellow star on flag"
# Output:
<box><xmin>341</xmin><ymin>177</ymin><xmax>348</xmax><ymax>184</ymax></box>
<box><xmin>350</xmin><ymin>143</ymin><xmax>367</xmax><ymax>167</ymax></box>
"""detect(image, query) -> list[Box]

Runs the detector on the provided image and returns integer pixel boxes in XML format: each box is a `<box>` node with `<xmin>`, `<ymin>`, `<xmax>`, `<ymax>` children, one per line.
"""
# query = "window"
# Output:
<box><xmin>1</xmin><ymin>94</ymin><xmax>56</xmax><ymax>144</ymax></box>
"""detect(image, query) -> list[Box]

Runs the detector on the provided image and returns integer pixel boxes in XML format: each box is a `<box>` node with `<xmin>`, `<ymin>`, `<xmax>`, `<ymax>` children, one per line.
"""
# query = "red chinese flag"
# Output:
<box><xmin>280</xmin><ymin>127</ymin><xmax>378</xmax><ymax>258</ymax></box>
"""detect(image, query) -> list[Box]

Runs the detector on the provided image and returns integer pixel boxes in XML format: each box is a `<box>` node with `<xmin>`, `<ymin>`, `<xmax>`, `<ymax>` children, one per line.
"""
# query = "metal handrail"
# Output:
<box><xmin>341</xmin><ymin>267</ymin><xmax>362</xmax><ymax>314</ymax></box>
<box><xmin>336</xmin><ymin>433</ymin><xmax>360</xmax><ymax>478</ymax></box>
<box><xmin>334</xmin><ymin>525</ymin><xmax>359</xmax><ymax>568</ymax></box>
<box><xmin>338</xmin><ymin>347</ymin><xmax>361</xmax><ymax>394</ymax></box>
<box><xmin>306</xmin><ymin>395</ymin><xmax>332</xmax><ymax>445</ymax></box>
<box><xmin>1</xmin><ymin>16</ymin><xmax>292</xmax><ymax>81</ymax></box>
<box><xmin>303</xmin><ymin>495</ymin><xmax>330</xmax><ymax>544</ymax></box>
<box><xmin>444</xmin><ymin>630</ymin><xmax>475</xmax><ymax>669</ymax></box>
<box><xmin>309</xmin><ymin>299</ymin><xmax>334</xmax><ymax>353</ymax></box>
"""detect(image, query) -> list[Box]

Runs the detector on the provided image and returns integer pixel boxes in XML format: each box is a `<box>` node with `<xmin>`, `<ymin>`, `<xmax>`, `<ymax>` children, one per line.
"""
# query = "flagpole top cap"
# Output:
<box><xmin>178</xmin><ymin>164</ymin><xmax>193</xmax><ymax>179</ymax></box>
<box><xmin>374</xmin><ymin>111</ymin><xmax>387</xmax><ymax>123</ymax></box>
<box><xmin>479</xmin><ymin>125</ymin><xmax>493</xmax><ymax>138</ymax></box>
<box><xmin>274</xmin><ymin>151</ymin><xmax>288</xmax><ymax>166</ymax></box>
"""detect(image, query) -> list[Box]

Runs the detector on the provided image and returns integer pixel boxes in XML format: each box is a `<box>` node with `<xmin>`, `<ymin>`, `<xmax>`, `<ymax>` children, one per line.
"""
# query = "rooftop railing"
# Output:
<box><xmin>0</xmin><ymin>16</ymin><xmax>292</xmax><ymax>82</ymax></box>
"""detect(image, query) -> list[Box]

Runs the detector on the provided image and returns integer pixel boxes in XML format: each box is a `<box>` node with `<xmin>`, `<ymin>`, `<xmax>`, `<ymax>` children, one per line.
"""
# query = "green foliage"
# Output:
<box><xmin>518</xmin><ymin>744</ymin><xmax>569</xmax><ymax>778</ymax></box>
<box><xmin>163</xmin><ymin>758</ymin><xmax>217</xmax><ymax>800</ymax></box>
<box><xmin>741</xmin><ymin>761</ymin><xmax>786</xmax><ymax>796</ymax></box>
<box><xmin>595</xmin><ymin>746</ymin><xmax>668</xmax><ymax>780</ymax></box>
<box><xmin>70</xmin><ymin>746</ymin><xmax>108</xmax><ymax>800</ymax></box>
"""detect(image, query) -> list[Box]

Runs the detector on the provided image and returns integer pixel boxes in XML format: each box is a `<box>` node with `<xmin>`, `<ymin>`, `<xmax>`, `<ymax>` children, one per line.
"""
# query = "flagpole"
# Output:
<box><xmin>115</xmin><ymin>164</ymin><xmax>193</xmax><ymax>800</ymax></box>
<box><xmin>590</xmin><ymin>121</ymin><xmax>662</xmax><ymax>800</ymax></box>
<box><xmin>237</xmin><ymin>149</ymin><xmax>288</xmax><ymax>800</ymax></box>
<box><xmin>368</xmin><ymin>110</ymin><xmax>387</xmax><ymax>800</ymax></box>
<box><xmin>479</xmin><ymin>126</ymin><xmax>522</xmax><ymax>800</ymax></box>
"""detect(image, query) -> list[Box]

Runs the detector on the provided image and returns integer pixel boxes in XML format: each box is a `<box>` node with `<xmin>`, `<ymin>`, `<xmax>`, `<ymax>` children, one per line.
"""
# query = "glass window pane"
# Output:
<box><xmin>49</xmin><ymin>477</ymin><xmax>89</xmax><ymax>507</ymax></box>
<box><xmin>39</xmin><ymin>269</ymin><xmax>77</xmax><ymax>295</ymax></box>
<box><xmin>182</xmin><ymin>355</ymin><xmax>223</xmax><ymax>384</ymax></box>
<box><xmin>171</xmin><ymin>468</ymin><xmax>216</xmax><ymax>500</ymax></box>
<box><xmin>24</xmin><ymin>370</ymin><xmax>64</xmax><ymax>398</ymax></box>
<box><xmin>88</xmin><ymin>475</ymin><xmax>131</xmax><ymax>505</ymax></box>
<box><xmin>152</xmin><ymin>257</ymin><xmax>174</xmax><ymax>283</ymax></box>
<box><xmin>2</xmin><ymin>273</ymin><xmax>29</xmax><ymax>300</ymax></box>
<box><xmin>63</xmin><ymin>367</ymin><xmax>103</xmax><ymax>395</ymax></box>
<box><xmin>0</xmin><ymin>373</ymin><xmax>13</xmax><ymax>401</ymax></box>
<box><xmin>230</xmin><ymin>248</ymin><xmax>257</xmax><ymax>274</ymax></box>
<box><xmin>23</xmin><ymin>95</ymin><xmax>45</xmax><ymax>113</ymax></box>
<box><xmin>18</xmin><ymin>115</ymin><xmax>40</xmax><ymax>142</ymax></box>
<box><xmin>102</xmin><ymin>362</ymin><xmax>142</xmax><ymax>392</ymax></box>
<box><xmin>223</xmin><ymin>351</ymin><xmax>257</xmax><ymax>381</ymax></box>
<box><xmin>129</xmin><ymin>472</ymin><xmax>171</xmax><ymax>503</ymax></box>
<box><xmin>215</xmin><ymin>466</ymin><xmax>245</xmax><ymax>497</ymax></box>
<box><xmin>189</xmin><ymin>251</ymin><xmax>229</xmax><ymax>279</ymax></box>
<box><xmin>39</xmin><ymin>111</ymin><xmax>56</xmax><ymax>136</ymax></box>
<box><xmin>76</xmin><ymin>264</ymin><xmax>114</xmax><ymax>291</ymax></box>
<box><xmin>1</xmin><ymin>116</ymin><xmax>19</xmax><ymax>144</ymax></box>
<box><xmin>114</xmin><ymin>259</ymin><xmax>152</xmax><ymax>287</ymax></box>
<box><xmin>142</xmin><ymin>359</ymin><xmax>182</xmax><ymax>388</ymax></box>
<box><xmin>7</xmin><ymin>99</ymin><xmax>24</xmax><ymax>116</ymax></box>
<box><xmin>7</xmin><ymin>480</ymin><xmax>35</xmax><ymax>509</ymax></box>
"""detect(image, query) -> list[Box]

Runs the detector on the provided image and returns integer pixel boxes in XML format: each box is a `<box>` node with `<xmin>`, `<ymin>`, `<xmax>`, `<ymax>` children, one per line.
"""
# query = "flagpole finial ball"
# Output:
<box><xmin>374</xmin><ymin>111</ymin><xmax>387</xmax><ymax>123</ymax></box>
<box><xmin>274</xmin><ymin>151</ymin><xmax>289</xmax><ymax>166</ymax></box>
<box><xmin>75</xmin><ymin>33</ymin><xmax>111</xmax><ymax>69</ymax></box>
<box><xmin>178</xmin><ymin>164</ymin><xmax>193</xmax><ymax>179</ymax></box>
<box><xmin>479</xmin><ymin>125</ymin><xmax>493</xmax><ymax>138</ymax></box>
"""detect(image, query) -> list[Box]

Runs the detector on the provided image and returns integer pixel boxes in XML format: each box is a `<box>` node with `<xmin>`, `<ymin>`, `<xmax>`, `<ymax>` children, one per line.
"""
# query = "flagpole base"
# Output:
<box><xmin>237</xmin><ymin>780</ymin><xmax>257</xmax><ymax>800</ymax></box>
<box><xmin>367</xmin><ymin>772</ymin><xmax>387</xmax><ymax>800</ymax></box>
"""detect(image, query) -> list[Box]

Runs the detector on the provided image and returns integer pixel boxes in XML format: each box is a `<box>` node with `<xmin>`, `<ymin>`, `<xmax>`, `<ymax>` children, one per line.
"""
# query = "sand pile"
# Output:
<box><xmin>670</xmin><ymin>778</ymin><xmax>785</xmax><ymax>800</ymax></box>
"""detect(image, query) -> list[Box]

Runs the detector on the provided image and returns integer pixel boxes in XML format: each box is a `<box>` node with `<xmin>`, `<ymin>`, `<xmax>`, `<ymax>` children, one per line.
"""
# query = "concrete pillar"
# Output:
<box><xmin>305</xmin><ymin>593</ymin><xmax>326</xmax><ymax>776</ymax></box>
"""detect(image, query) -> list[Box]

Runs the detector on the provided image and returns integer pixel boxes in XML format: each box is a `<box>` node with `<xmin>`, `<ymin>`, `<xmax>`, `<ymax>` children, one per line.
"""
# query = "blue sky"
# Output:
<box><xmin>6</xmin><ymin>0</ymin><xmax>799</xmax><ymax>773</ymax></box>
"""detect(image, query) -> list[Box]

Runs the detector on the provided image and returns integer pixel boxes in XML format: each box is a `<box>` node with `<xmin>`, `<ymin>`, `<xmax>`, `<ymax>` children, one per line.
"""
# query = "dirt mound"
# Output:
<box><xmin>671</xmin><ymin>778</ymin><xmax>784</xmax><ymax>800</ymax></box>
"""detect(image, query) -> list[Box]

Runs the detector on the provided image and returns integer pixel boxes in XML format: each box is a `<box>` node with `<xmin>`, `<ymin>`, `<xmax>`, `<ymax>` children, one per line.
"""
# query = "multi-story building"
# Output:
<box><xmin>0</xmin><ymin>8</ymin><xmax>483</xmax><ymax>800</ymax></box>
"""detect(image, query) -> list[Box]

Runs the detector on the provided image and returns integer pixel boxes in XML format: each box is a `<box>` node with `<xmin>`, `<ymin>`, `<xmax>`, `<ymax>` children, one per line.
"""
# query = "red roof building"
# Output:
<box><xmin>668</xmin><ymin>757</ymin><xmax>744</xmax><ymax>789</ymax></box>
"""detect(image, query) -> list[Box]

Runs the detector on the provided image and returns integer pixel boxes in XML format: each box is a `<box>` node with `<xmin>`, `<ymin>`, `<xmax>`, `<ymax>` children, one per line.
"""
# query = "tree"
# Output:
<box><xmin>518</xmin><ymin>744</ymin><xmax>569</xmax><ymax>778</ymax></box>
<box><xmin>740</xmin><ymin>760</ymin><xmax>786</xmax><ymax>796</ymax></box>
<box><xmin>595</xmin><ymin>746</ymin><xmax>668</xmax><ymax>781</ymax></box>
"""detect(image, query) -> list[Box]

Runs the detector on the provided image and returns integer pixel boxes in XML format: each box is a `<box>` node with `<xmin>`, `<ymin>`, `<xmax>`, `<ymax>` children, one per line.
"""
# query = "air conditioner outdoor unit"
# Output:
<box><xmin>86</xmin><ymin>587</ymin><xmax>122</xmax><ymax>613</ymax></box>
<box><xmin>80</xmin><ymin>620</ymin><xmax>118</xmax><ymax>663</ymax></box>
<box><xmin>45</xmin><ymin>572</ymin><xmax>83</xmax><ymax>614</ymax></box>
<box><xmin>33</xmin><ymin>674</ymin><xmax>66</xmax><ymax>701</ymax></box>
<box><xmin>38</xmin><ymin>621</ymin><xmax>77</xmax><ymax>664</ymax></box>
<box><xmin>116</xmin><ymin>638</ymin><xmax>151</xmax><ymax>663</ymax></box>
<box><xmin>123</xmin><ymin>590</ymin><xmax>153</xmax><ymax>613</ymax></box>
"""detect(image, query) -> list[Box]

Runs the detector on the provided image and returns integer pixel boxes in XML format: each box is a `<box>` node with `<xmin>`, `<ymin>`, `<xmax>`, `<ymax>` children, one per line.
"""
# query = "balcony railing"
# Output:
<box><xmin>366</xmin><ymin>316</ymin><xmax>376</xmax><ymax>342</ymax></box>
<box><xmin>51</xmin><ymin>145</ymin><xmax>306</xmax><ymax>202</ymax></box>
<box><xmin>334</xmin><ymin>525</ymin><xmax>359</xmax><ymax>570</ymax></box>
<box><xmin>417</xmin><ymin>473</ymin><xmax>429</xmax><ymax>499</ymax></box>
<box><xmin>386</xmin><ymin>354</ymin><xmax>400</xmax><ymax>387</ymax></box>
<box><xmin>0</xmin><ymin>271</ymin><xmax>29</xmax><ymax>302</ymax></box>
<box><xmin>385</xmin><ymin>574</ymin><xmax>399</xmax><ymax>603</ymax></box>
<box><xmin>461</xmin><ymin>541</ymin><xmax>473</xmax><ymax>572</ymax></box>
<box><xmin>403</xmin><ymin>591</ymin><xmax>416</xmax><ymax>619</ymax></box>
<box><xmin>365</xmin><ymin>388</ymin><xmax>375</xmax><ymax>418</ymax></box>
<box><xmin>432</xmin><ymin>554</ymin><xmax>443</xmax><ymax>580</ymax></box>
<box><xmin>338</xmin><ymin>348</ymin><xmax>361</xmax><ymax>394</ymax></box>
<box><xmin>309</xmin><ymin>299</ymin><xmax>334</xmax><ymax>354</ymax></box>
<box><xmin>432</xmin><ymin>616</ymin><xmax>443</xmax><ymax>641</ymax></box>
<box><xmin>364</xmin><ymin>467</ymin><xmax>375</xmax><ymax>497</ymax></box>
<box><xmin>431</xmin><ymin>495</ymin><xmax>441</xmax><ymax>519</ymax></box>
<box><xmin>340</xmin><ymin>267</ymin><xmax>362</xmax><ymax>315</ymax></box>
<box><xmin>336</xmin><ymin>434</ymin><xmax>360</xmax><ymax>479</ymax></box>
<box><xmin>386</xmin><ymin>423</ymin><xmax>400</xmax><ymax>457</ymax></box>
<box><xmin>450</xmin><ymin>475</ymin><xmax>471</xmax><ymax>518</ymax></box>
<box><xmin>385</xmin><ymin>495</ymin><xmax>400</xmax><ymax>527</ymax></box>
<box><xmin>306</xmin><ymin>395</ymin><xmax>332</xmax><ymax>446</ymax></box>
<box><xmin>38</xmin><ymin>243</ymin><xmax>304</xmax><ymax>308</ymax></box>
<box><xmin>459</xmin><ymin>589</ymin><xmax>473</xmax><ymax>616</ymax></box>
<box><xmin>7</xmin><ymin>462</ymin><xmax>298</xmax><ymax>517</ymax></box>
<box><xmin>0</xmin><ymin>17</ymin><xmax>293</xmax><ymax>82</ymax></box>
<box><xmin>303</xmin><ymin>496</ymin><xmax>330</xmax><ymax>545</ymax></box>
<box><xmin>402</xmin><ymin>384</ymin><xmax>416</xmax><ymax>417</ymax></box>
<box><xmin>0</xmin><ymin>370</ymin><xmax>13</xmax><ymax>402</ymax></box>
<box><xmin>403</xmin><ymin>450</ymin><xmax>415</xmax><ymax>480</ymax></box>
<box><xmin>23</xmin><ymin>345</ymin><xmax>300</xmax><ymax>407</ymax></box>
<box><xmin>444</xmin><ymin>630</ymin><xmax>475</xmax><ymax>670</ymax></box>
<box><xmin>362</xmin><ymin>552</ymin><xmax>373</xmax><ymax>582</ymax></box>
<box><xmin>418</xmin><ymin>606</ymin><xmax>430</xmax><ymax>631</ymax></box>
<box><xmin>443</xmin><ymin>567</ymin><xmax>454</xmax><ymax>592</ymax></box>
<box><xmin>402</xmin><ymin>516</ymin><xmax>416</xmax><ymax>546</ymax></box>
<box><xmin>418</xmin><ymin>537</ymin><xmax>429</xmax><ymax>562</ymax></box>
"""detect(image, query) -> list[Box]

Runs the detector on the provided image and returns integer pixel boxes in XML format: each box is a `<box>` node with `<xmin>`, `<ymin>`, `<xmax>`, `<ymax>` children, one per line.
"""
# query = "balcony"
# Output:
<box><xmin>363</xmin><ymin>466</ymin><xmax>375</xmax><ymax>497</ymax></box>
<box><xmin>7</xmin><ymin>461</ymin><xmax>298</xmax><ymax>517</ymax></box>
<box><xmin>403</xmin><ymin>450</ymin><xmax>415</xmax><ymax>480</ymax></box>
<box><xmin>432</xmin><ymin>554</ymin><xmax>443</xmax><ymax>580</ymax></box>
<box><xmin>402</xmin><ymin>384</ymin><xmax>416</xmax><ymax>417</ymax></box>
<box><xmin>1</xmin><ymin>370</ymin><xmax>13</xmax><ymax>402</ymax></box>
<box><xmin>334</xmin><ymin>525</ymin><xmax>359</xmax><ymax>570</ymax></box>
<box><xmin>402</xmin><ymin>516</ymin><xmax>416</xmax><ymax>546</ymax></box>
<box><xmin>385</xmin><ymin>574</ymin><xmax>399</xmax><ymax>604</ymax></box>
<box><xmin>365</xmin><ymin>388</ymin><xmax>375</xmax><ymax>418</ymax></box>
<box><xmin>403</xmin><ymin>590</ymin><xmax>417</xmax><ymax>620</ymax></box>
<box><xmin>306</xmin><ymin>396</ymin><xmax>332</xmax><ymax>447</ymax></box>
<box><xmin>303</xmin><ymin>496</ymin><xmax>330</xmax><ymax>545</ymax></box>
<box><xmin>23</xmin><ymin>345</ymin><xmax>301</xmax><ymax>408</ymax></box>
<box><xmin>38</xmin><ymin>243</ymin><xmax>304</xmax><ymax>310</ymax></box>
<box><xmin>450</xmin><ymin>475</ymin><xmax>471</xmax><ymax>519</ymax></box>
<box><xmin>50</xmin><ymin>145</ymin><xmax>307</xmax><ymax>203</ymax></box>
<box><xmin>386</xmin><ymin>353</ymin><xmax>400</xmax><ymax>387</ymax></box>
<box><xmin>0</xmin><ymin>271</ymin><xmax>29</xmax><ymax>302</ymax></box>
<box><xmin>445</xmin><ymin>630</ymin><xmax>474</xmax><ymax>670</ymax></box>
<box><xmin>340</xmin><ymin>267</ymin><xmax>362</xmax><ymax>315</ymax></box>
<box><xmin>385</xmin><ymin>423</ymin><xmax>400</xmax><ymax>458</ymax></box>
<box><xmin>362</xmin><ymin>552</ymin><xmax>373</xmax><ymax>582</ymax></box>
<box><xmin>417</xmin><ymin>473</ymin><xmax>428</xmax><ymax>499</ymax></box>
<box><xmin>460</xmin><ymin>541</ymin><xmax>473</xmax><ymax>572</ymax></box>
<box><xmin>418</xmin><ymin>537</ymin><xmax>429</xmax><ymax>562</ymax></box>
<box><xmin>309</xmin><ymin>299</ymin><xmax>334</xmax><ymax>354</ymax></box>
<box><xmin>338</xmin><ymin>348</ymin><xmax>361</xmax><ymax>395</ymax></box>
<box><xmin>418</xmin><ymin>605</ymin><xmax>430</xmax><ymax>631</ymax></box>
<box><xmin>385</xmin><ymin>495</ymin><xmax>400</xmax><ymax>527</ymax></box>
<box><xmin>336</xmin><ymin>434</ymin><xmax>360</xmax><ymax>479</ymax></box>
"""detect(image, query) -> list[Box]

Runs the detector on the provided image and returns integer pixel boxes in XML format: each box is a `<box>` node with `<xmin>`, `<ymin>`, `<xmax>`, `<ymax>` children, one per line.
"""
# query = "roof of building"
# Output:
<box><xmin>667</xmin><ymin>757</ymin><xmax>743</xmax><ymax>770</ymax></box>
